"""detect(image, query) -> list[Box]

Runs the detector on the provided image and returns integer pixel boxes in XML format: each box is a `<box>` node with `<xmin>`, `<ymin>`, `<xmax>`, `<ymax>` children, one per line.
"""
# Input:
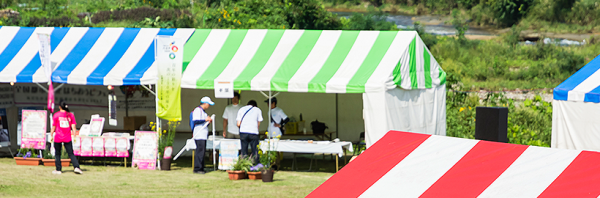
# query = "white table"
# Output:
<box><xmin>45</xmin><ymin>133</ymin><xmax>134</xmax><ymax>167</ymax></box>
<box><xmin>260</xmin><ymin>140</ymin><xmax>353</xmax><ymax>172</ymax></box>
<box><xmin>179</xmin><ymin>137</ymin><xmax>242</xmax><ymax>151</ymax></box>
<box><xmin>173</xmin><ymin>136</ymin><xmax>243</xmax><ymax>169</ymax></box>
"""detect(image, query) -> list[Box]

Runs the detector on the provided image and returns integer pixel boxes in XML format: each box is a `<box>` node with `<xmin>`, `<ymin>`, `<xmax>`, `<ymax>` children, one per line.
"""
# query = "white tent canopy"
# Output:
<box><xmin>553</xmin><ymin>55</ymin><xmax>600</xmax><ymax>151</ymax></box>
<box><xmin>182</xmin><ymin>29</ymin><xmax>447</xmax><ymax>146</ymax></box>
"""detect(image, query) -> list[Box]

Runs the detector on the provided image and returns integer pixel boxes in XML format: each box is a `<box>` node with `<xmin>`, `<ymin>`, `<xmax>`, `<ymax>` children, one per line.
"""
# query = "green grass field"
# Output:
<box><xmin>0</xmin><ymin>157</ymin><xmax>334</xmax><ymax>197</ymax></box>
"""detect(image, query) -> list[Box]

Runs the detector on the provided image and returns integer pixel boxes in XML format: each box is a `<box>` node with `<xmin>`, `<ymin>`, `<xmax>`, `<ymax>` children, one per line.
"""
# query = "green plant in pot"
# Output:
<box><xmin>259</xmin><ymin>133</ymin><xmax>280</xmax><ymax>182</ymax></box>
<box><xmin>247</xmin><ymin>163</ymin><xmax>264</xmax><ymax>180</ymax></box>
<box><xmin>157</xmin><ymin>120</ymin><xmax>178</xmax><ymax>171</ymax></box>
<box><xmin>14</xmin><ymin>148</ymin><xmax>41</xmax><ymax>166</ymax></box>
<box><xmin>227</xmin><ymin>156</ymin><xmax>252</xmax><ymax>180</ymax></box>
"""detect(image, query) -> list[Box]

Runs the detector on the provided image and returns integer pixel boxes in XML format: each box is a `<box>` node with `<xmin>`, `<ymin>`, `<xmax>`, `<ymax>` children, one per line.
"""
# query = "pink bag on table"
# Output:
<box><xmin>92</xmin><ymin>137</ymin><xmax>104</xmax><ymax>157</ymax></box>
<box><xmin>116</xmin><ymin>137</ymin><xmax>129</xmax><ymax>157</ymax></box>
<box><xmin>80</xmin><ymin>136</ymin><xmax>93</xmax><ymax>157</ymax></box>
<box><xmin>72</xmin><ymin>136</ymin><xmax>81</xmax><ymax>156</ymax></box>
<box><xmin>104</xmin><ymin>137</ymin><xmax>117</xmax><ymax>157</ymax></box>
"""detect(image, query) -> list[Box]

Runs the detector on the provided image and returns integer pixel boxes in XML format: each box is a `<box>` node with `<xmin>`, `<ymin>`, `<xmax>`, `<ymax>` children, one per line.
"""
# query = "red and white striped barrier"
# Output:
<box><xmin>309</xmin><ymin>131</ymin><xmax>600</xmax><ymax>197</ymax></box>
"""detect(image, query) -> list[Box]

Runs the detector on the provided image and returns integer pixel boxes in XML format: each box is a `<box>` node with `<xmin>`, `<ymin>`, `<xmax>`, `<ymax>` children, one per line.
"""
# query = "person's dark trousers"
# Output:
<box><xmin>54</xmin><ymin>141</ymin><xmax>80</xmax><ymax>171</ymax></box>
<box><xmin>194</xmin><ymin>140</ymin><xmax>207</xmax><ymax>172</ymax></box>
<box><xmin>240</xmin><ymin>133</ymin><xmax>259</xmax><ymax>164</ymax></box>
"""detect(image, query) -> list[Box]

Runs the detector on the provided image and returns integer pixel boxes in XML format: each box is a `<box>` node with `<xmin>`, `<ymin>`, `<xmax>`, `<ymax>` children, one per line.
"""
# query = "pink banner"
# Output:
<box><xmin>132</xmin><ymin>131</ymin><xmax>157</xmax><ymax>170</ymax></box>
<box><xmin>104</xmin><ymin>137</ymin><xmax>117</xmax><ymax>157</ymax></box>
<box><xmin>21</xmin><ymin>110</ymin><xmax>47</xmax><ymax>149</ymax></box>
<box><xmin>48</xmin><ymin>82</ymin><xmax>54</xmax><ymax>113</ymax></box>
<box><xmin>116</xmin><ymin>137</ymin><xmax>129</xmax><ymax>157</ymax></box>
<box><xmin>92</xmin><ymin>137</ymin><xmax>104</xmax><ymax>157</ymax></box>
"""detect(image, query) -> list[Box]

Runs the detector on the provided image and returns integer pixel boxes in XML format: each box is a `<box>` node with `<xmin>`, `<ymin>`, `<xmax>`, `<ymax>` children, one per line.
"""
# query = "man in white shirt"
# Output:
<box><xmin>222</xmin><ymin>92</ymin><xmax>241</xmax><ymax>139</ymax></box>
<box><xmin>191</xmin><ymin>96</ymin><xmax>214</xmax><ymax>174</ymax></box>
<box><xmin>265</xmin><ymin>97</ymin><xmax>289</xmax><ymax>138</ymax></box>
<box><xmin>236</xmin><ymin>100</ymin><xmax>262</xmax><ymax>163</ymax></box>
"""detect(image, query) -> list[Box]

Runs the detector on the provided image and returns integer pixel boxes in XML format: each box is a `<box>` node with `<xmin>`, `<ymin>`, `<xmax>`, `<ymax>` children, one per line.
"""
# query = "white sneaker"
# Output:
<box><xmin>74</xmin><ymin>168</ymin><xmax>83</xmax><ymax>174</ymax></box>
<box><xmin>52</xmin><ymin>170</ymin><xmax>62</xmax><ymax>175</ymax></box>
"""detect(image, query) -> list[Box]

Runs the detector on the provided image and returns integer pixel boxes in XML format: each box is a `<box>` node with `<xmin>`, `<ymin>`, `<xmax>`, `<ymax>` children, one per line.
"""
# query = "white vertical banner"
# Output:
<box><xmin>38</xmin><ymin>33</ymin><xmax>54</xmax><ymax>113</ymax></box>
<box><xmin>108</xmin><ymin>92</ymin><xmax>117</xmax><ymax>126</ymax></box>
<box><xmin>155</xmin><ymin>36</ymin><xmax>183</xmax><ymax>121</ymax></box>
<box><xmin>37</xmin><ymin>33</ymin><xmax>52</xmax><ymax>81</ymax></box>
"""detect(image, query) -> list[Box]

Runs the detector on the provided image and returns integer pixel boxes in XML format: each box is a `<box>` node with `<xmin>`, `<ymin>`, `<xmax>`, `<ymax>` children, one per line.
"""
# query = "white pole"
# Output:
<box><xmin>155</xmin><ymin>84</ymin><xmax>160</xmax><ymax>170</ymax></box>
<box><xmin>211</xmin><ymin>114</ymin><xmax>216</xmax><ymax>170</ymax></box>
<box><xmin>268</xmin><ymin>90</ymin><xmax>271</xmax><ymax>140</ymax></box>
<box><xmin>153</xmin><ymin>36</ymin><xmax>161</xmax><ymax>170</ymax></box>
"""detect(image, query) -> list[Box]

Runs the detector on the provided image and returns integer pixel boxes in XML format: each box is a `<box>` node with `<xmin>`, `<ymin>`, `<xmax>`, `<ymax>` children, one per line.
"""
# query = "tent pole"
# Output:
<box><xmin>154</xmin><ymin>84</ymin><xmax>160</xmax><ymax>170</ymax></box>
<box><xmin>34</xmin><ymin>83</ymin><xmax>49</xmax><ymax>93</ymax></box>
<box><xmin>268</xmin><ymin>90</ymin><xmax>271</xmax><ymax>138</ymax></box>
<box><xmin>54</xmin><ymin>83</ymin><xmax>65</xmax><ymax>91</ymax></box>
<box><xmin>336</xmin><ymin>93</ymin><xmax>338</xmax><ymax>139</ymax></box>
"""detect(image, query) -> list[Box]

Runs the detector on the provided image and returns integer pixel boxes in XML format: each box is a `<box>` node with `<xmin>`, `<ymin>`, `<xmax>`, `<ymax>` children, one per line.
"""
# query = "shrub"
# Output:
<box><xmin>91</xmin><ymin>6</ymin><xmax>191</xmax><ymax>24</ymax></box>
<box><xmin>488</xmin><ymin>0</ymin><xmax>534</xmax><ymax>27</ymax></box>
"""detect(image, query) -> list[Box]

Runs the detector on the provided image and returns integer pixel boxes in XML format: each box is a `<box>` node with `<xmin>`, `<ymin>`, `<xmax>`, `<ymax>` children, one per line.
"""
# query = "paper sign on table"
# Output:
<box><xmin>132</xmin><ymin>131</ymin><xmax>158</xmax><ymax>170</ymax></box>
<box><xmin>89</xmin><ymin>118</ymin><xmax>105</xmax><ymax>137</ymax></box>
<box><xmin>79</xmin><ymin>124</ymin><xmax>91</xmax><ymax>136</ymax></box>
<box><xmin>104</xmin><ymin>137</ymin><xmax>117</xmax><ymax>157</ymax></box>
<box><xmin>218</xmin><ymin>140</ymin><xmax>239</xmax><ymax>170</ymax></box>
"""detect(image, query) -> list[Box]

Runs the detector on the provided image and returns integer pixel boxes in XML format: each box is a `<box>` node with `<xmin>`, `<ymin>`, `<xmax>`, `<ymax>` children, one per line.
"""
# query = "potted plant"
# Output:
<box><xmin>247</xmin><ymin>164</ymin><xmax>264</xmax><ymax>180</ymax></box>
<box><xmin>157</xmin><ymin>120</ymin><xmax>178</xmax><ymax>171</ymax></box>
<box><xmin>14</xmin><ymin>148</ymin><xmax>42</xmax><ymax>166</ymax></box>
<box><xmin>227</xmin><ymin>156</ymin><xmax>252</xmax><ymax>180</ymax></box>
<box><xmin>41</xmin><ymin>148</ymin><xmax>71</xmax><ymax>167</ymax></box>
<box><xmin>259</xmin><ymin>133</ymin><xmax>280</xmax><ymax>182</ymax></box>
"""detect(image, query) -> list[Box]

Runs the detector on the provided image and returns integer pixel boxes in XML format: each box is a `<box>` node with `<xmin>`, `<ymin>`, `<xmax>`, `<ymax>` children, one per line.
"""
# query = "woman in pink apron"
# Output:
<box><xmin>50</xmin><ymin>101</ymin><xmax>82</xmax><ymax>175</ymax></box>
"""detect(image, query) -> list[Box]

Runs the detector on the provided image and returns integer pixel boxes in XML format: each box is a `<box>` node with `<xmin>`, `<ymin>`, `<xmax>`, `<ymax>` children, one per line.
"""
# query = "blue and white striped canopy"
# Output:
<box><xmin>554</xmin><ymin>55</ymin><xmax>600</xmax><ymax>103</ymax></box>
<box><xmin>0</xmin><ymin>26</ymin><xmax>194</xmax><ymax>85</ymax></box>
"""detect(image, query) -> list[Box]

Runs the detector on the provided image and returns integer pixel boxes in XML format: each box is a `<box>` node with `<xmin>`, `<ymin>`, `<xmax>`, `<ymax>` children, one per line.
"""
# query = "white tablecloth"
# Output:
<box><xmin>260</xmin><ymin>140</ymin><xmax>353</xmax><ymax>157</ymax></box>
<box><xmin>182</xmin><ymin>137</ymin><xmax>242</xmax><ymax>151</ymax></box>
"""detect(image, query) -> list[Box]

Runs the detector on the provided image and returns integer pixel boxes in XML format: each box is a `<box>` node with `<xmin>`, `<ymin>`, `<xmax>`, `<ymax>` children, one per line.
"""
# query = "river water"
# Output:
<box><xmin>333</xmin><ymin>12</ymin><xmax>494</xmax><ymax>36</ymax></box>
<box><xmin>333</xmin><ymin>12</ymin><xmax>585</xmax><ymax>45</ymax></box>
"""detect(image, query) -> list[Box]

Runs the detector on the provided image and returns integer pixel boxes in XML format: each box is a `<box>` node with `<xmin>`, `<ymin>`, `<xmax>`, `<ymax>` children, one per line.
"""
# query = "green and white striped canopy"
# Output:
<box><xmin>182</xmin><ymin>29</ymin><xmax>445</xmax><ymax>93</ymax></box>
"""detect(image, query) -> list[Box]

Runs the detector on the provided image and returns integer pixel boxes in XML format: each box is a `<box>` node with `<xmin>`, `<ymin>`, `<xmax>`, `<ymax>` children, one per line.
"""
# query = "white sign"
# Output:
<box><xmin>79</xmin><ymin>124</ymin><xmax>91</xmax><ymax>136</ymax></box>
<box><xmin>37</xmin><ymin>33</ymin><xmax>52</xmax><ymax>81</ymax></box>
<box><xmin>214</xmin><ymin>81</ymin><xmax>234</xmax><ymax>98</ymax></box>
<box><xmin>89</xmin><ymin>117</ymin><xmax>105</xmax><ymax>137</ymax></box>
<box><xmin>218</xmin><ymin>140</ymin><xmax>239</xmax><ymax>170</ymax></box>
<box><xmin>108</xmin><ymin>93</ymin><xmax>117</xmax><ymax>126</ymax></box>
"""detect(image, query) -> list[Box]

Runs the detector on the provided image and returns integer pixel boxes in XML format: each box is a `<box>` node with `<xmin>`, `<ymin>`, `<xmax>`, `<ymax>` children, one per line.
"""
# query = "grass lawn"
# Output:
<box><xmin>0</xmin><ymin>156</ymin><xmax>334</xmax><ymax>197</ymax></box>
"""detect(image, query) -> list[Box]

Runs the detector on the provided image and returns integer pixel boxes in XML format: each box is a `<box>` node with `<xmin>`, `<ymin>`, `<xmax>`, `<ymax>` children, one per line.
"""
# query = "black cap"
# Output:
<box><xmin>264</xmin><ymin>97</ymin><xmax>277</xmax><ymax>103</ymax></box>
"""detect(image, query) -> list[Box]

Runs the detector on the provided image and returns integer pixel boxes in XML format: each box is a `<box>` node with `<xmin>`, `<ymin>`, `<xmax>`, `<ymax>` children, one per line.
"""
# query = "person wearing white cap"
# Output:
<box><xmin>191</xmin><ymin>96</ymin><xmax>214</xmax><ymax>174</ymax></box>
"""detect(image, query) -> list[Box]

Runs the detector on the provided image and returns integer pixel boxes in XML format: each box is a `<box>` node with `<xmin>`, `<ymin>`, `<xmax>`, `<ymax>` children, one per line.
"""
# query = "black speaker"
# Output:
<box><xmin>475</xmin><ymin>107</ymin><xmax>508</xmax><ymax>143</ymax></box>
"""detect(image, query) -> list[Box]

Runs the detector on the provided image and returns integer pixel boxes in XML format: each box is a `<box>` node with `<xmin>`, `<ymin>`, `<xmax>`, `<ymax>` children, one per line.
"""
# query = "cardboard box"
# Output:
<box><xmin>285</xmin><ymin>122</ymin><xmax>298</xmax><ymax>135</ymax></box>
<box><xmin>123</xmin><ymin>116</ymin><xmax>146</xmax><ymax>131</ymax></box>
